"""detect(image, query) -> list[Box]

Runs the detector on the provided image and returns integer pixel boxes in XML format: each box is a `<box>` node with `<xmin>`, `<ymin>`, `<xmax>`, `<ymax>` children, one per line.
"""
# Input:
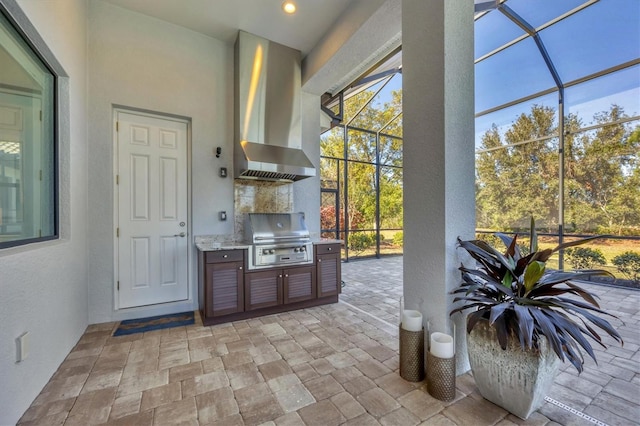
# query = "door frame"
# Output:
<box><xmin>112</xmin><ymin>106</ymin><xmax>192</xmax><ymax>312</ymax></box>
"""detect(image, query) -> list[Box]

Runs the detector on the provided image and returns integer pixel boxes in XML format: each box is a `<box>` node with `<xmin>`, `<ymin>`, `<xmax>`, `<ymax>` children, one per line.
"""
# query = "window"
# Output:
<box><xmin>0</xmin><ymin>9</ymin><xmax>57</xmax><ymax>248</ymax></box>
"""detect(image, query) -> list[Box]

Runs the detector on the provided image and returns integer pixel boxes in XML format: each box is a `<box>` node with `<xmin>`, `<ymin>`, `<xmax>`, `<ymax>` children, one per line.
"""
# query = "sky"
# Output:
<box><xmin>344</xmin><ymin>0</ymin><xmax>640</xmax><ymax>146</ymax></box>
<box><xmin>474</xmin><ymin>0</ymin><xmax>640</xmax><ymax>144</ymax></box>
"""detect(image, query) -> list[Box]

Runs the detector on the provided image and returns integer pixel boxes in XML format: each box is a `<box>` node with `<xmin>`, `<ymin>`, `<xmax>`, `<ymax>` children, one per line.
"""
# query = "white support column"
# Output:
<box><xmin>402</xmin><ymin>0</ymin><xmax>475</xmax><ymax>372</ymax></box>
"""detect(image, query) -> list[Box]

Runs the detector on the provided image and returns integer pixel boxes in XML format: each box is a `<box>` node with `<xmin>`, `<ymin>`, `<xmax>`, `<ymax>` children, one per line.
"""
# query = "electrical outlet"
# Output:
<box><xmin>219</xmin><ymin>211</ymin><xmax>227</xmax><ymax>221</ymax></box>
<box><xmin>220</xmin><ymin>167</ymin><xmax>227</xmax><ymax>178</ymax></box>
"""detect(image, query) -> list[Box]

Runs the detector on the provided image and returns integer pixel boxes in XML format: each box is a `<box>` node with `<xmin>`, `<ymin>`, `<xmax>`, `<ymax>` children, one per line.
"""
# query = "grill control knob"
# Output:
<box><xmin>300</xmin><ymin>246</ymin><xmax>306</xmax><ymax>252</ymax></box>
<box><xmin>269</xmin><ymin>249</ymin><xmax>275</xmax><ymax>255</ymax></box>
<box><xmin>294</xmin><ymin>247</ymin><xmax>300</xmax><ymax>253</ymax></box>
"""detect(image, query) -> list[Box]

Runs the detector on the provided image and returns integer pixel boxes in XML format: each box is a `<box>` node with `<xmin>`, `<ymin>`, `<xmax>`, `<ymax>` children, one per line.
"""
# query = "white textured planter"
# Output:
<box><xmin>467</xmin><ymin>320</ymin><xmax>560</xmax><ymax>419</ymax></box>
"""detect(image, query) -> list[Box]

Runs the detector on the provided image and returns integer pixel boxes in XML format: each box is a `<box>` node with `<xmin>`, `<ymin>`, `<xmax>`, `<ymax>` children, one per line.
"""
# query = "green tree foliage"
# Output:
<box><xmin>476</xmin><ymin>104</ymin><xmax>640</xmax><ymax>237</ymax></box>
<box><xmin>476</xmin><ymin>105</ymin><xmax>559</xmax><ymax>231</ymax></box>
<box><xmin>565</xmin><ymin>106</ymin><xmax>640</xmax><ymax>235</ymax></box>
<box><xmin>320</xmin><ymin>81</ymin><xmax>403</xmax><ymax>241</ymax></box>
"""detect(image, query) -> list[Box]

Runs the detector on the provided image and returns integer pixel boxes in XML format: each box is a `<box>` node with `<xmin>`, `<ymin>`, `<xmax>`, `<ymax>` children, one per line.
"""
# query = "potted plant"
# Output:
<box><xmin>451</xmin><ymin>219</ymin><xmax>623</xmax><ymax>419</ymax></box>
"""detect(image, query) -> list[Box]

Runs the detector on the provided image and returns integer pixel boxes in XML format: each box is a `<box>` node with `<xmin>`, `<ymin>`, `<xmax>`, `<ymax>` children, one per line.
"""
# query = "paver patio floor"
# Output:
<box><xmin>18</xmin><ymin>256</ymin><xmax>639</xmax><ymax>425</ymax></box>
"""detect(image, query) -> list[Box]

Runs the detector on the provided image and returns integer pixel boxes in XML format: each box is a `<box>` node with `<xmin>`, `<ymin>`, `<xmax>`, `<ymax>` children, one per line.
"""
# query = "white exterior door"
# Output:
<box><xmin>116</xmin><ymin>111</ymin><xmax>189</xmax><ymax>308</ymax></box>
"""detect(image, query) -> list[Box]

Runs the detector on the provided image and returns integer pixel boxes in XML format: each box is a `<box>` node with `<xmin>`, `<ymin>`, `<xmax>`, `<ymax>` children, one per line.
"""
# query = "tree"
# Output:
<box><xmin>565</xmin><ymin>105</ymin><xmax>640</xmax><ymax>235</ymax></box>
<box><xmin>476</xmin><ymin>104</ymin><xmax>640</xmax><ymax>237</ymax></box>
<box><xmin>476</xmin><ymin>105</ymin><xmax>559</xmax><ymax>231</ymax></box>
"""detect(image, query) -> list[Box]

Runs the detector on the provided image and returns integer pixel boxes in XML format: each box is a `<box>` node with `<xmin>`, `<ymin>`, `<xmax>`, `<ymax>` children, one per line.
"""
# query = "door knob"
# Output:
<box><xmin>174</xmin><ymin>232</ymin><xmax>186</xmax><ymax>237</ymax></box>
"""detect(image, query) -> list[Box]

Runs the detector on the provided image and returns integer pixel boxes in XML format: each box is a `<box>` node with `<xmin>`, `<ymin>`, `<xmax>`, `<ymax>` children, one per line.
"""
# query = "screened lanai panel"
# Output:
<box><xmin>475</xmin><ymin>92</ymin><xmax>558</xmax><ymax>148</ymax></box>
<box><xmin>347</xmin><ymin>161</ymin><xmax>376</xmax><ymax>235</ymax></box>
<box><xmin>320</xmin><ymin>126</ymin><xmax>344</xmax><ymax>159</ymax></box>
<box><xmin>380</xmin><ymin>135</ymin><xmax>402</xmax><ymax>167</ymax></box>
<box><xmin>564</xmin><ymin>121</ymin><xmax>640</xmax><ymax>236</ymax></box>
<box><xmin>320</xmin><ymin>157</ymin><xmax>339</xmax><ymax>189</ymax></box>
<box><xmin>342</xmin><ymin>80</ymin><xmax>386</xmax><ymax>124</ymax></box>
<box><xmin>349</xmin><ymin>73</ymin><xmax>402</xmax><ymax>131</ymax></box>
<box><xmin>476</xmin><ymin>37</ymin><xmax>555</xmax><ymax>113</ymax></box>
<box><xmin>347</xmin><ymin>129</ymin><xmax>376</xmax><ymax>163</ymax></box>
<box><xmin>475</xmin><ymin>8</ymin><xmax>524</xmax><ymax>59</ymax></box>
<box><xmin>382</xmin><ymin>115</ymin><xmax>402</xmax><ymax>138</ymax></box>
<box><xmin>380</xmin><ymin>166</ymin><xmax>403</xmax><ymax>230</ymax></box>
<box><xmin>476</xmin><ymin>137</ymin><xmax>560</xmax><ymax>232</ymax></box>
<box><xmin>540</xmin><ymin>0</ymin><xmax>640</xmax><ymax>83</ymax></box>
<box><xmin>506</xmin><ymin>0</ymin><xmax>589</xmax><ymax>28</ymax></box>
<box><xmin>565</xmin><ymin>65</ymin><xmax>640</xmax><ymax>126</ymax></box>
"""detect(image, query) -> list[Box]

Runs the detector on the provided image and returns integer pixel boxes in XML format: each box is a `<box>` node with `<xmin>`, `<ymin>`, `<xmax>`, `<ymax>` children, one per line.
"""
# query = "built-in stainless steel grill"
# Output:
<box><xmin>244</xmin><ymin>212</ymin><xmax>314</xmax><ymax>270</ymax></box>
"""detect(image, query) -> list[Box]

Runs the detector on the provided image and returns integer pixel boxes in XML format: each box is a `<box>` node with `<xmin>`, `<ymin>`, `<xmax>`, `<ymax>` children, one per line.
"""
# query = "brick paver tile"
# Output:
<box><xmin>298</xmin><ymin>400</ymin><xmax>346</xmax><ymax>426</ymax></box>
<box><xmin>139</xmin><ymin>382</ymin><xmax>181</xmax><ymax>411</ymax></box>
<box><xmin>181</xmin><ymin>371</ymin><xmax>229</xmax><ymax>397</ymax></box>
<box><xmin>330</xmin><ymin>391</ymin><xmax>366</xmax><ymax>419</ymax></box>
<box><xmin>441</xmin><ymin>394</ymin><xmax>507</xmax><ymax>425</ymax></box>
<box><xmin>108</xmin><ymin>392</ymin><xmax>141</xmax><ymax>421</ymax></box>
<box><xmin>398</xmin><ymin>389</ymin><xmax>444</xmax><ymax>421</ymax></box>
<box><xmin>274</xmin><ymin>383</ymin><xmax>315</xmax><ymax>413</ymax></box>
<box><xmin>195</xmin><ymin>386</ymin><xmax>239</xmax><ymax>423</ymax></box>
<box><xmin>379</xmin><ymin>407</ymin><xmax>420</xmax><ymax>426</ymax></box>
<box><xmin>258</xmin><ymin>359</ymin><xmax>293</xmax><ymax>381</ymax></box>
<box><xmin>304</xmin><ymin>375</ymin><xmax>344</xmax><ymax>401</ymax></box>
<box><xmin>153</xmin><ymin>397</ymin><xmax>197</xmax><ymax>426</ymax></box>
<box><xmin>356</xmin><ymin>387</ymin><xmax>400</xmax><ymax>418</ymax></box>
<box><xmin>343</xmin><ymin>376</ymin><xmax>376</xmax><ymax>396</ymax></box>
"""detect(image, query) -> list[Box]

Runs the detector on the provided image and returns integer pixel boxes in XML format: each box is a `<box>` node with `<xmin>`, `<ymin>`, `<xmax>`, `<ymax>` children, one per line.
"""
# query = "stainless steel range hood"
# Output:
<box><xmin>234</xmin><ymin>31</ymin><xmax>316</xmax><ymax>182</ymax></box>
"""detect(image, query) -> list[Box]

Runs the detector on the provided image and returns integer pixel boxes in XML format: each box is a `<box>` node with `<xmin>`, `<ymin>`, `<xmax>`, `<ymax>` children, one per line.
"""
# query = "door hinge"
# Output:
<box><xmin>116</xmin><ymin>121</ymin><xmax>119</xmax><ymax>132</ymax></box>
<box><xmin>116</xmin><ymin>175</ymin><xmax>119</xmax><ymax>185</ymax></box>
<box><xmin>116</xmin><ymin>227</ymin><xmax>119</xmax><ymax>237</ymax></box>
<box><xmin>39</xmin><ymin>110</ymin><xmax>42</xmax><ymax>121</ymax></box>
<box><xmin>39</xmin><ymin>170</ymin><xmax>42</xmax><ymax>181</ymax></box>
<box><xmin>117</xmin><ymin>281</ymin><xmax>120</xmax><ymax>291</ymax></box>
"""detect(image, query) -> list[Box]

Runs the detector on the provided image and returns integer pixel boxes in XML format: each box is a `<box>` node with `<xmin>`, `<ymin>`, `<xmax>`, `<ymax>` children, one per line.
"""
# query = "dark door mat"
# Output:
<box><xmin>113</xmin><ymin>311</ymin><xmax>195</xmax><ymax>336</ymax></box>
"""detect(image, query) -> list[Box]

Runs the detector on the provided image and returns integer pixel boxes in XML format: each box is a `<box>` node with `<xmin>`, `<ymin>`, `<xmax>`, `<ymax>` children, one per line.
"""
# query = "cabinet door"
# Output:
<box><xmin>317</xmin><ymin>252</ymin><xmax>341</xmax><ymax>297</ymax></box>
<box><xmin>283</xmin><ymin>265</ymin><xmax>316</xmax><ymax>304</ymax></box>
<box><xmin>245</xmin><ymin>269</ymin><xmax>282</xmax><ymax>311</ymax></box>
<box><xmin>206</xmin><ymin>261</ymin><xmax>244</xmax><ymax>317</ymax></box>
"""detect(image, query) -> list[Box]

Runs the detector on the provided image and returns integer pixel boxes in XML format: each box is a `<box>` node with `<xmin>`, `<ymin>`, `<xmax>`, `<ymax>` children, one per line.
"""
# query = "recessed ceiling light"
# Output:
<box><xmin>282</xmin><ymin>1</ymin><xmax>296</xmax><ymax>14</ymax></box>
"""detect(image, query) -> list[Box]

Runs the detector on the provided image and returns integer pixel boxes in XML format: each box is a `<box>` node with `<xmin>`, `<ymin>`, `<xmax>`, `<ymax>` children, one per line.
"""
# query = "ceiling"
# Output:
<box><xmin>100</xmin><ymin>0</ymin><xmax>357</xmax><ymax>57</ymax></box>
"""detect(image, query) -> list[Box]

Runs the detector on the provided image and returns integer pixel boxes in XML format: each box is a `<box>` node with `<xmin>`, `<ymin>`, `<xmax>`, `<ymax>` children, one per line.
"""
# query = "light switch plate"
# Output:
<box><xmin>220</xmin><ymin>167</ymin><xmax>227</xmax><ymax>178</ymax></box>
<box><xmin>219</xmin><ymin>211</ymin><xmax>227</xmax><ymax>221</ymax></box>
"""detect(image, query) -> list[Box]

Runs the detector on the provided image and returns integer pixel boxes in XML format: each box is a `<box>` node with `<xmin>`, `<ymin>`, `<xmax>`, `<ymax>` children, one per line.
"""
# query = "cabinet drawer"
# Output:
<box><xmin>206</xmin><ymin>250</ymin><xmax>244</xmax><ymax>263</ymax></box>
<box><xmin>315</xmin><ymin>243</ymin><xmax>340</xmax><ymax>255</ymax></box>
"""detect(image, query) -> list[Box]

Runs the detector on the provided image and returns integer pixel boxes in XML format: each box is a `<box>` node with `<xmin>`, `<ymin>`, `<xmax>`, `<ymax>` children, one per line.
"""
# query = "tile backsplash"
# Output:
<box><xmin>234</xmin><ymin>180</ymin><xmax>293</xmax><ymax>238</ymax></box>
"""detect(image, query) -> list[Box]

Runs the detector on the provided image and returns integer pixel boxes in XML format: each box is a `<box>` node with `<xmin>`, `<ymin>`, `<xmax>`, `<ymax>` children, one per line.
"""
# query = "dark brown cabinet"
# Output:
<box><xmin>244</xmin><ymin>269</ymin><xmax>282</xmax><ymax>311</ymax></box>
<box><xmin>245</xmin><ymin>265</ymin><xmax>315</xmax><ymax>310</ymax></box>
<box><xmin>283</xmin><ymin>266</ymin><xmax>316</xmax><ymax>304</ymax></box>
<box><xmin>199</xmin><ymin>250</ymin><xmax>244</xmax><ymax>318</ymax></box>
<box><xmin>316</xmin><ymin>243</ymin><xmax>341</xmax><ymax>298</ymax></box>
<box><xmin>198</xmin><ymin>243</ymin><xmax>340</xmax><ymax>325</ymax></box>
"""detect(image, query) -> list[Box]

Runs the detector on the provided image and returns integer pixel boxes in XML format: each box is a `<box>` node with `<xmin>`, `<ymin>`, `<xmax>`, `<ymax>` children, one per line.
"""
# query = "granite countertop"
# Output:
<box><xmin>195</xmin><ymin>235</ymin><xmax>342</xmax><ymax>251</ymax></box>
<box><xmin>194</xmin><ymin>235</ymin><xmax>250</xmax><ymax>252</ymax></box>
<box><xmin>195</xmin><ymin>241</ymin><xmax>251</xmax><ymax>251</ymax></box>
<box><xmin>312</xmin><ymin>238</ymin><xmax>343</xmax><ymax>245</ymax></box>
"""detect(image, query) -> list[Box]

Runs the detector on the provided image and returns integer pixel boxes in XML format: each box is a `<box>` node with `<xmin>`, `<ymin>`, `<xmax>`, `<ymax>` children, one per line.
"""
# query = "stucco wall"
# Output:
<box><xmin>0</xmin><ymin>0</ymin><xmax>88</xmax><ymax>424</ymax></box>
<box><xmin>87</xmin><ymin>2</ymin><xmax>323</xmax><ymax>324</ymax></box>
<box><xmin>87</xmin><ymin>1</ymin><xmax>234</xmax><ymax>323</ymax></box>
<box><xmin>402</xmin><ymin>0</ymin><xmax>475</xmax><ymax>373</ymax></box>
